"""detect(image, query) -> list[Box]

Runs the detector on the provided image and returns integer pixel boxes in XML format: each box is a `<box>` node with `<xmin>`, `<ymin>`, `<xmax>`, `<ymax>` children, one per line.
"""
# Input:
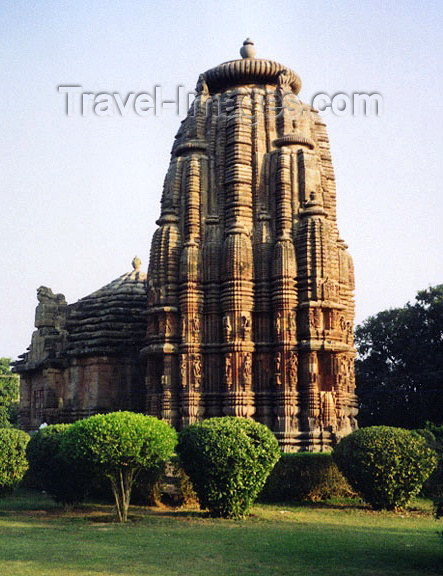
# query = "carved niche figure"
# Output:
<box><xmin>274</xmin><ymin>352</ymin><xmax>282</xmax><ymax>386</ymax></box>
<box><xmin>288</xmin><ymin>352</ymin><xmax>298</xmax><ymax>384</ymax></box>
<box><xmin>224</xmin><ymin>353</ymin><xmax>232</xmax><ymax>387</ymax></box>
<box><xmin>274</xmin><ymin>312</ymin><xmax>282</xmax><ymax>337</ymax></box>
<box><xmin>240</xmin><ymin>314</ymin><xmax>251</xmax><ymax>340</ymax></box>
<box><xmin>309</xmin><ymin>308</ymin><xmax>321</xmax><ymax>331</ymax></box>
<box><xmin>308</xmin><ymin>352</ymin><xmax>318</xmax><ymax>383</ymax></box>
<box><xmin>324</xmin><ymin>278</ymin><xmax>339</xmax><ymax>301</ymax></box>
<box><xmin>242</xmin><ymin>353</ymin><xmax>252</xmax><ymax>385</ymax></box>
<box><xmin>192</xmin><ymin>355</ymin><xmax>202</xmax><ymax>388</ymax></box>
<box><xmin>191</xmin><ymin>315</ymin><xmax>200</xmax><ymax>335</ymax></box>
<box><xmin>180</xmin><ymin>356</ymin><xmax>187</xmax><ymax>388</ymax></box>
<box><xmin>223</xmin><ymin>314</ymin><xmax>232</xmax><ymax>341</ymax></box>
<box><xmin>288</xmin><ymin>312</ymin><xmax>296</xmax><ymax>340</ymax></box>
<box><xmin>180</xmin><ymin>316</ymin><xmax>187</xmax><ymax>340</ymax></box>
<box><xmin>164</xmin><ymin>316</ymin><xmax>172</xmax><ymax>336</ymax></box>
<box><xmin>328</xmin><ymin>309</ymin><xmax>338</xmax><ymax>331</ymax></box>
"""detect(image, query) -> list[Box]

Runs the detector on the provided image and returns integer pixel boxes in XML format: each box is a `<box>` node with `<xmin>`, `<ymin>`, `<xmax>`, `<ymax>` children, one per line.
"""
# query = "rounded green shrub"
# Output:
<box><xmin>26</xmin><ymin>424</ymin><xmax>91</xmax><ymax>505</ymax></box>
<box><xmin>333</xmin><ymin>426</ymin><xmax>437</xmax><ymax>510</ymax></box>
<box><xmin>0</xmin><ymin>428</ymin><xmax>29</xmax><ymax>493</ymax></box>
<box><xmin>177</xmin><ymin>416</ymin><xmax>280</xmax><ymax>518</ymax></box>
<box><xmin>61</xmin><ymin>412</ymin><xmax>177</xmax><ymax>522</ymax></box>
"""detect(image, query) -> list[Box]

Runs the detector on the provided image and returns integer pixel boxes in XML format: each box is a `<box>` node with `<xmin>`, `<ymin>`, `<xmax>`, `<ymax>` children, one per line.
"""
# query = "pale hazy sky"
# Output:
<box><xmin>1</xmin><ymin>0</ymin><xmax>442</xmax><ymax>360</ymax></box>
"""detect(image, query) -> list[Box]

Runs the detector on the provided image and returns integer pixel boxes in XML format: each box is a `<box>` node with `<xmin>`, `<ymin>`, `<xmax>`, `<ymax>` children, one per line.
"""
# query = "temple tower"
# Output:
<box><xmin>144</xmin><ymin>40</ymin><xmax>358</xmax><ymax>451</ymax></box>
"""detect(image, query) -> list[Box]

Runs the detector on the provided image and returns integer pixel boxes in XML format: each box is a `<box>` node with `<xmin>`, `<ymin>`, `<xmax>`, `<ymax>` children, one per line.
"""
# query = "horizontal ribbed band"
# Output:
<box><xmin>203</xmin><ymin>58</ymin><xmax>302</xmax><ymax>94</ymax></box>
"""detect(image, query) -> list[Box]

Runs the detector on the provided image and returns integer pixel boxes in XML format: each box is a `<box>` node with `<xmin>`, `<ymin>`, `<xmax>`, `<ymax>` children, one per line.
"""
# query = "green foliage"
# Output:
<box><xmin>333</xmin><ymin>426</ymin><xmax>437</xmax><ymax>510</ymax></box>
<box><xmin>0</xmin><ymin>428</ymin><xmax>29</xmax><ymax>493</ymax></box>
<box><xmin>0</xmin><ymin>358</ymin><xmax>19</xmax><ymax>428</ymax></box>
<box><xmin>26</xmin><ymin>424</ymin><xmax>91</xmax><ymax>505</ymax></box>
<box><xmin>130</xmin><ymin>457</ymin><xmax>198</xmax><ymax>507</ymax></box>
<box><xmin>165</xmin><ymin>456</ymin><xmax>198</xmax><ymax>507</ymax></box>
<box><xmin>260</xmin><ymin>452</ymin><xmax>355</xmax><ymax>502</ymax></box>
<box><xmin>416</xmin><ymin>422</ymin><xmax>443</xmax><ymax>531</ymax></box>
<box><xmin>61</xmin><ymin>411</ymin><xmax>177</xmax><ymax>521</ymax></box>
<box><xmin>416</xmin><ymin>423</ymin><xmax>443</xmax><ymax>498</ymax></box>
<box><xmin>130</xmin><ymin>463</ymin><xmax>166</xmax><ymax>506</ymax></box>
<box><xmin>355</xmin><ymin>285</ymin><xmax>443</xmax><ymax>428</ymax></box>
<box><xmin>177</xmin><ymin>416</ymin><xmax>280</xmax><ymax>518</ymax></box>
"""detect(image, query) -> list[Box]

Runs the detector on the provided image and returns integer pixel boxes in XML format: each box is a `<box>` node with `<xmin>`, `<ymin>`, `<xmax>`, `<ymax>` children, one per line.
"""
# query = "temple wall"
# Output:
<box><xmin>19</xmin><ymin>355</ymin><xmax>146</xmax><ymax>432</ymax></box>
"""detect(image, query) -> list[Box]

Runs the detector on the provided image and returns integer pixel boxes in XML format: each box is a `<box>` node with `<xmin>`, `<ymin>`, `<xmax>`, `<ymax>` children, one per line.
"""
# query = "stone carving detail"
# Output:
<box><xmin>288</xmin><ymin>352</ymin><xmax>298</xmax><ymax>385</ymax></box>
<box><xmin>223</xmin><ymin>314</ymin><xmax>232</xmax><ymax>341</ymax></box>
<box><xmin>192</xmin><ymin>354</ymin><xmax>202</xmax><ymax>388</ymax></box>
<box><xmin>224</xmin><ymin>353</ymin><xmax>233</xmax><ymax>388</ymax></box>
<box><xmin>191</xmin><ymin>315</ymin><xmax>200</xmax><ymax>335</ymax></box>
<box><xmin>288</xmin><ymin>312</ymin><xmax>296</xmax><ymax>340</ymax></box>
<box><xmin>35</xmin><ymin>286</ymin><xmax>67</xmax><ymax>329</ymax></box>
<box><xmin>274</xmin><ymin>312</ymin><xmax>282</xmax><ymax>337</ymax></box>
<box><xmin>242</xmin><ymin>352</ymin><xmax>252</xmax><ymax>386</ymax></box>
<box><xmin>240</xmin><ymin>314</ymin><xmax>251</xmax><ymax>340</ymax></box>
<box><xmin>141</xmin><ymin>40</ymin><xmax>358</xmax><ymax>451</ymax></box>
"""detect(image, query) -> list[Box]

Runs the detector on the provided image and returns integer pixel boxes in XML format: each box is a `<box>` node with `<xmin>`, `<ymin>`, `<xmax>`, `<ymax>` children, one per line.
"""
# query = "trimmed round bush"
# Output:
<box><xmin>61</xmin><ymin>412</ymin><xmax>177</xmax><ymax>522</ymax></box>
<box><xmin>333</xmin><ymin>426</ymin><xmax>437</xmax><ymax>510</ymax></box>
<box><xmin>0</xmin><ymin>428</ymin><xmax>29</xmax><ymax>493</ymax></box>
<box><xmin>177</xmin><ymin>416</ymin><xmax>280</xmax><ymax>518</ymax></box>
<box><xmin>26</xmin><ymin>424</ymin><xmax>91</xmax><ymax>506</ymax></box>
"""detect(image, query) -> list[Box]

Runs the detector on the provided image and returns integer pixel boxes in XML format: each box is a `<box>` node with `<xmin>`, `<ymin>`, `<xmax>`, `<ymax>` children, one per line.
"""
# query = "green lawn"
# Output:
<box><xmin>0</xmin><ymin>490</ymin><xmax>441</xmax><ymax>576</ymax></box>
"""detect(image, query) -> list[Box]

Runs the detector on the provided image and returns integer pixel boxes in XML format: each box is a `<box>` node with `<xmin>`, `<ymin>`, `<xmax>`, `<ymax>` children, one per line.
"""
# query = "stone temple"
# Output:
<box><xmin>16</xmin><ymin>40</ymin><xmax>358</xmax><ymax>451</ymax></box>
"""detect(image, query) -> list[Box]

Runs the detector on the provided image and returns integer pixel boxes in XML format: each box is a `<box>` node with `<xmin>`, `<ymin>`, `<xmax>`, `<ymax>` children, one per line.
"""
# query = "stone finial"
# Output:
<box><xmin>132</xmin><ymin>256</ymin><xmax>142</xmax><ymax>271</ymax></box>
<box><xmin>240</xmin><ymin>38</ymin><xmax>256</xmax><ymax>59</ymax></box>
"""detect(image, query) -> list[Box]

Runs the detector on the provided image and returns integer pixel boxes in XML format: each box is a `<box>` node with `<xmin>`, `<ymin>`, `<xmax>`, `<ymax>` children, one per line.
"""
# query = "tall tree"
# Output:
<box><xmin>355</xmin><ymin>285</ymin><xmax>443</xmax><ymax>428</ymax></box>
<box><xmin>0</xmin><ymin>358</ymin><xmax>19</xmax><ymax>428</ymax></box>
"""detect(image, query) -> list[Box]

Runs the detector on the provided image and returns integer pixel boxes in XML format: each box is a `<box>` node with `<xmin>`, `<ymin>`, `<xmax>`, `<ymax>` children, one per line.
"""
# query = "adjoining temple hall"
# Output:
<box><xmin>16</xmin><ymin>39</ymin><xmax>358</xmax><ymax>452</ymax></box>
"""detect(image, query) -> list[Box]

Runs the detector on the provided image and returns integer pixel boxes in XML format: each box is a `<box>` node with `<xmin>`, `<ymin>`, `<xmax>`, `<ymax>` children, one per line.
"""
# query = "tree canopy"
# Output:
<box><xmin>61</xmin><ymin>412</ymin><xmax>177</xmax><ymax>522</ymax></box>
<box><xmin>355</xmin><ymin>285</ymin><xmax>443</xmax><ymax>428</ymax></box>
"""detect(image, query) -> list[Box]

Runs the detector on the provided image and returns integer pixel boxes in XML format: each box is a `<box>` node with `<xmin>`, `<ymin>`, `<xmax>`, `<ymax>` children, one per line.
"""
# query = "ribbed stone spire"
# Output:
<box><xmin>144</xmin><ymin>43</ymin><xmax>358</xmax><ymax>452</ymax></box>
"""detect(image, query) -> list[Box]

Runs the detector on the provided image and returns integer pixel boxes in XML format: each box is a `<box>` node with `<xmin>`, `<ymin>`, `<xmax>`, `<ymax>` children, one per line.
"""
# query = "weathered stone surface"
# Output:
<box><xmin>15</xmin><ymin>259</ymin><xmax>147</xmax><ymax>431</ymax></box>
<box><xmin>144</xmin><ymin>40</ymin><xmax>358</xmax><ymax>451</ymax></box>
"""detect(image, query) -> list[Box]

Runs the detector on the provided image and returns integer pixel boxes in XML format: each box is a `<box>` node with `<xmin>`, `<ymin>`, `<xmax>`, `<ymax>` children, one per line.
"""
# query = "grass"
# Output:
<box><xmin>0</xmin><ymin>490</ymin><xmax>441</xmax><ymax>576</ymax></box>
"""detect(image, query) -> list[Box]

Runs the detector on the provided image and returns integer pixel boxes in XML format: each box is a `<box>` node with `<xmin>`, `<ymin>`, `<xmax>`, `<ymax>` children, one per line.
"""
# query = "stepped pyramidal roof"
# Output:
<box><xmin>66</xmin><ymin>257</ymin><xmax>147</xmax><ymax>357</ymax></box>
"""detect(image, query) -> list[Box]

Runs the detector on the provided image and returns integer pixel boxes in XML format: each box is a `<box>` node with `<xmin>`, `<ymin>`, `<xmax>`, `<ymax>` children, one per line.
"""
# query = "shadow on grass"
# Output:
<box><xmin>0</xmin><ymin>489</ymin><xmax>441</xmax><ymax>576</ymax></box>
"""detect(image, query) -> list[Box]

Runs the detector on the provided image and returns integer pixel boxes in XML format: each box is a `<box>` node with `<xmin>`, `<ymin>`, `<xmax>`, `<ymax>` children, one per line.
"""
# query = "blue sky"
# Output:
<box><xmin>1</xmin><ymin>0</ymin><xmax>442</xmax><ymax>359</ymax></box>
